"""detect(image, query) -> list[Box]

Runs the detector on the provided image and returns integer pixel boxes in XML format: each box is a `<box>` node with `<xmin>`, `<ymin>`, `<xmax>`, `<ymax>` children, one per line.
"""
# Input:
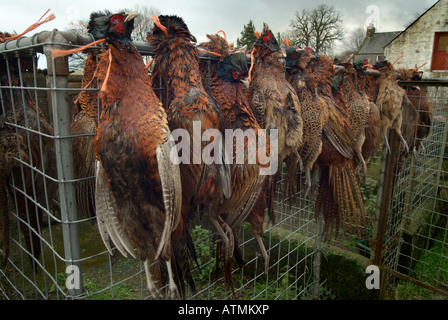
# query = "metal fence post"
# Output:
<box><xmin>373</xmin><ymin>129</ymin><xmax>399</xmax><ymax>266</ymax></box>
<box><xmin>44</xmin><ymin>33</ymin><xmax>83</xmax><ymax>298</ymax></box>
<box><xmin>312</xmin><ymin>207</ymin><xmax>323</xmax><ymax>299</ymax></box>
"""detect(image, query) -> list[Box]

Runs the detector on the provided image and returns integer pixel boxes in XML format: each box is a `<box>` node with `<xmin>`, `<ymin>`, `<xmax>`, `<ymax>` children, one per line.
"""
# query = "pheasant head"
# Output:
<box><xmin>88</xmin><ymin>11</ymin><xmax>139</xmax><ymax>46</ymax></box>
<box><xmin>254</xmin><ymin>22</ymin><xmax>280</xmax><ymax>53</ymax></box>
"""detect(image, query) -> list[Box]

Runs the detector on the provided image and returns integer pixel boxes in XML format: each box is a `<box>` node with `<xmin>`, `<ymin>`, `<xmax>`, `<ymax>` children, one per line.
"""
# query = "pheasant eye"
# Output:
<box><xmin>110</xmin><ymin>14</ymin><xmax>125</xmax><ymax>33</ymax></box>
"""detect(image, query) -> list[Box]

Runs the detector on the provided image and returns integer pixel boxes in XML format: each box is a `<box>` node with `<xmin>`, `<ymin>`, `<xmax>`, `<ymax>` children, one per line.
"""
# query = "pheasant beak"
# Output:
<box><xmin>124</xmin><ymin>11</ymin><xmax>140</xmax><ymax>23</ymax></box>
<box><xmin>241</xmin><ymin>79</ymin><xmax>250</xmax><ymax>89</ymax></box>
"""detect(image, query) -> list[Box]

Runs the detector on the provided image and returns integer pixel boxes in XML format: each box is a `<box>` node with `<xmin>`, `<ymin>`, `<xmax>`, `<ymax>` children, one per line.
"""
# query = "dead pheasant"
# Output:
<box><xmin>352</xmin><ymin>59</ymin><xmax>382</xmax><ymax>166</ymax></box>
<box><xmin>248</xmin><ymin>23</ymin><xmax>303</xmax><ymax>219</ymax></box>
<box><xmin>198</xmin><ymin>33</ymin><xmax>269</xmax><ymax>281</ymax></box>
<box><xmin>148</xmin><ymin>15</ymin><xmax>235</xmax><ymax>291</ymax></box>
<box><xmin>313</xmin><ymin>54</ymin><xmax>366</xmax><ymax>238</ymax></box>
<box><xmin>395</xmin><ymin>68</ymin><xmax>431</xmax><ymax>155</ymax></box>
<box><xmin>374</xmin><ymin>60</ymin><xmax>409</xmax><ymax>153</ymax></box>
<box><xmin>285</xmin><ymin>44</ymin><xmax>326</xmax><ymax>196</ymax></box>
<box><xmin>333</xmin><ymin>57</ymin><xmax>370</xmax><ymax>181</ymax></box>
<box><xmin>54</xmin><ymin>11</ymin><xmax>184</xmax><ymax>298</ymax></box>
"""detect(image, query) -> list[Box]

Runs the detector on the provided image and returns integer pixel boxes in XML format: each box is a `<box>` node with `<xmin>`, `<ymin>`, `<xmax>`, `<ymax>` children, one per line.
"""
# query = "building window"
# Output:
<box><xmin>431</xmin><ymin>32</ymin><xmax>448</xmax><ymax>71</ymax></box>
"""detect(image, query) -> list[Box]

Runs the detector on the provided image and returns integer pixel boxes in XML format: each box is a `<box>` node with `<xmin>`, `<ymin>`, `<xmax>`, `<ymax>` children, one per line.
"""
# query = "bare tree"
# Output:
<box><xmin>130</xmin><ymin>4</ymin><xmax>161</xmax><ymax>43</ymax></box>
<box><xmin>288</xmin><ymin>8</ymin><xmax>314</xmax><ymax>48</ymax></box>
<box><xmin>344</xmin><ymin>27</ymin><xmax>366</xmax><ymax>54</ymax></box>
<box><xmin>288</xmin><ymin>4</ymin><xmax>344</xmax><ymax>54</ymax></box>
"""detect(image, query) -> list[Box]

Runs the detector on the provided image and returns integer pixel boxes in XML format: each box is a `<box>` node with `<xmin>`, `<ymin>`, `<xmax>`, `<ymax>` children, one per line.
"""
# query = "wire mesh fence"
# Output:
<box><xmin>0</xmin><ymin>32</ymin><xmax>320</xmax><ymax>300</ymax></box>
<box><xmin>0</xmin><ymin>30</ymin><xmax>447</xmax><ymax>300</ymax></box>
<box><xmin>378</xmin><ymin>83</ymin><xmax>448</xmax><ymax>299</ymax></box>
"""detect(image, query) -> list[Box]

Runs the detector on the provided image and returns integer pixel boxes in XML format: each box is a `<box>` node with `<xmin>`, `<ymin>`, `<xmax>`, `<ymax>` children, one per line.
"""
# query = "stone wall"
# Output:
<box><xmin>384</xmin><ymin>0</ymin><xmax>448</xmax><ymax>79</ymax></box>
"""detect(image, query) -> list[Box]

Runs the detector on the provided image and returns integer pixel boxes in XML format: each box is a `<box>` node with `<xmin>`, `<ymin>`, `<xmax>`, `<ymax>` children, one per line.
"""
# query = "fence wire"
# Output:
<box><xmin>0</xmin><ymin>34</ymin><xmax>319</xmax><ymax>300</ymax></box>
<box><xmin>379</xmin><ymin>84</ymin><xmax>448</xmax><ymax>299</ymax></box>
<box><xmin>0</xmin><ymin>31</ymin><xmax>447</xmax><ymax>300</ymax></box>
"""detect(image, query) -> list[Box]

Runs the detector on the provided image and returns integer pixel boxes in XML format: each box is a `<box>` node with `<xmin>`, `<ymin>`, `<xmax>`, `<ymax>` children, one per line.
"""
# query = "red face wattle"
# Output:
<box><xmin>110</xmin><ymin>14</ymin><xmax>125</xmax><ymax>34</ymax></box>
<box><xmin>262</xmin><ymin>31</ymin><xmax>272</xmax><ymax>44</ymax></box>
<box><xmin>232</xmin><ymin>68</ymin><xmax>244</xmax><ymax>80</ymax></box>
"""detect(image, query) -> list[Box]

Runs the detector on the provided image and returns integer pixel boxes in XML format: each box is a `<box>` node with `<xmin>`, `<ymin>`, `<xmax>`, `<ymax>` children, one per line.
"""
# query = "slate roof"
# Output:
<box><xmin>357</xmin><ymin>31</ymin><xmax>402</xmax><ymax>54</ymax></box>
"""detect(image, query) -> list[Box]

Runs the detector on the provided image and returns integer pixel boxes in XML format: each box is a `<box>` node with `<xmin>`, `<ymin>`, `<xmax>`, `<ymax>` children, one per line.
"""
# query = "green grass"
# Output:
<box><xmin>84</xmin><ymin>280</ymin><xmax>136</xmax><ymax>300</ymax></box>
<box><xmin>414</xmin><ymin>233</ymin><xmax>448</xmax><ymax>286</ymax></box>
<box><xmin>392</xmin><ymin>229</ymin><xmax>448</xmax><ymax>300</ymax></box>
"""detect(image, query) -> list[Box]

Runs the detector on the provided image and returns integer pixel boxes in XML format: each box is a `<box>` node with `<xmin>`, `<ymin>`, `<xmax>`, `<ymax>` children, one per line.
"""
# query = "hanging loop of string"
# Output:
<box><xmin>197</xmin><ymin>48</ymin><xmax>222</xmax><ymax>57</ymax></box>
<box><xmin>247</xmin><ymin>31</ymin><xmax>261</xmax><ymax>82</ymax></box>
<box><xmin>100</xmin><ymin>49</ymin><xmax>113</xmax><ymax>92</ymax></box>
<box><xmin>51</xmin><ymin>38</ymin><xmax>111</xmax><ymax>94</ymax></box>
<box><xmin>413</xmin><ymin>62</ymin><xmax>427</xmax><ymax>72</ymax></box>
<box><xmin>145</xmin><ymin>58</ymin><xmax>154</xmax><ymax>70</ymax></box>
<box><xmin>389</xmin><ymin>55</ymin><xmax>403</xmax><ymax>69</ymax></box>
<box><xmin>51</xmin><ymin>38</ymin><xmax>106</xmax><ymax>58</ymax></box>
<box><xmin>216</xmin><ymin>30</ymin><xmax>227</xmax><ymax>43</ymax></box>
<box><xmin>248</xmin><ymin>47</ymin><xmax>256</xmax><ymax>83</ymax></box>
<box><xmin>73</xmin><ymin>47</ymin><xmax>114</xmax><ymax>105</ymax></box>
<box><xmin>150</xmin><ymin>15</ymin><xmax>169</xmax><ymax>37</ymax></box>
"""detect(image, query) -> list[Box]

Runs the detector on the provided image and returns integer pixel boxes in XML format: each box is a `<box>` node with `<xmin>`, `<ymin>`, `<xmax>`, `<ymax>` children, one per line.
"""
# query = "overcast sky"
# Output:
<box><xmin>2</xmin><ymin>0</ymin><xmax>439</xmax><ymax>53</ymax></box>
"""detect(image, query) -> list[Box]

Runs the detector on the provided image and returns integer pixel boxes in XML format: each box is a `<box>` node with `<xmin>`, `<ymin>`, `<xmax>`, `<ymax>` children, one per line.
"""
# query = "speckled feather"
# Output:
<box><xmin>198</xmin><ymin>34</ymin><xmax>269</xmax><ymax>278</ymax></box>
<box><xmin>303</xmin><ymin>54</ymin><xmax>366</xmax><ymax>238</ymax></box>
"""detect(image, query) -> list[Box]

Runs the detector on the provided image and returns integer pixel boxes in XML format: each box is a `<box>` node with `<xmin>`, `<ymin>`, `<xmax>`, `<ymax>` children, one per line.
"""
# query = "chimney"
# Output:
<box><xmin>366</xmin><ymin>23</ymin><xmax>375</xmax><ymax>38</ymax></box>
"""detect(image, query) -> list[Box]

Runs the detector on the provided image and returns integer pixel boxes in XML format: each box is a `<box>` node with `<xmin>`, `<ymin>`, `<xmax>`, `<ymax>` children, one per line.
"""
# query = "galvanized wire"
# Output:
<box><xmin>1</xmin><ymin>30</ymin><xmax>447</xmax><ymax>300</ymax></box>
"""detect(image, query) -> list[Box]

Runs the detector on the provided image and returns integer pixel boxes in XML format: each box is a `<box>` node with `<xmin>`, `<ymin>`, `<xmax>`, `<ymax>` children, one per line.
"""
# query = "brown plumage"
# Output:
<box><xmin>249</xmin><ymin>24</ymin><xmax>303</xmax><ymax>166</ymax></box>
<box><xmin>87</xmin><ymin>11</ymin><xmax>183</xmax><ymax>299</ymax></box>
<box><xmin>0</xmin><ymin>116</ymin><xmax>28</xmax><ymax>265</ymax></box>
<box><xmin>312</xmin><ymin>54</ymin><xmax>365</xmax><ymax>238</ymax></box>
<box><xmin>374</xmin><ymin>62</ymin><xmax>409</xmax><ymax>153</ymax></box>
<box><xmin>395</xmin><ymin>68</ymin><xmax>431</xmax><ymax>155</ymax></box>
<box><xmin>198</xmin><ymin>34</ymin><xmax>269</xmax><ymax>284</ymax></box>
<box><xmin>285</xmin><ymin>47</ymin><xmax>326</xmax><ymax>196</ymax></box>
<box><xmin>362</xmin><ymin>102</ymin><xmax>382</xmax><ymax>165</ymax></box>
<box><xmin>353</xmin><ymin>63</ymin><xmax>382</xmax><ymax>165</ymax></box>
<box><xmin>333</xmin><ymin>58</ymin><xmax>370</xmax><ymax>180</ymax></box>
<box><xmin>148</xmin><ymin>15</ymin><xmax>234</xmax><ymax>292</ymax></box>
<box><xmin>248</xmin><ymin>23</ymin><xmax>303</xmax><ymax>221</ymax></box>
